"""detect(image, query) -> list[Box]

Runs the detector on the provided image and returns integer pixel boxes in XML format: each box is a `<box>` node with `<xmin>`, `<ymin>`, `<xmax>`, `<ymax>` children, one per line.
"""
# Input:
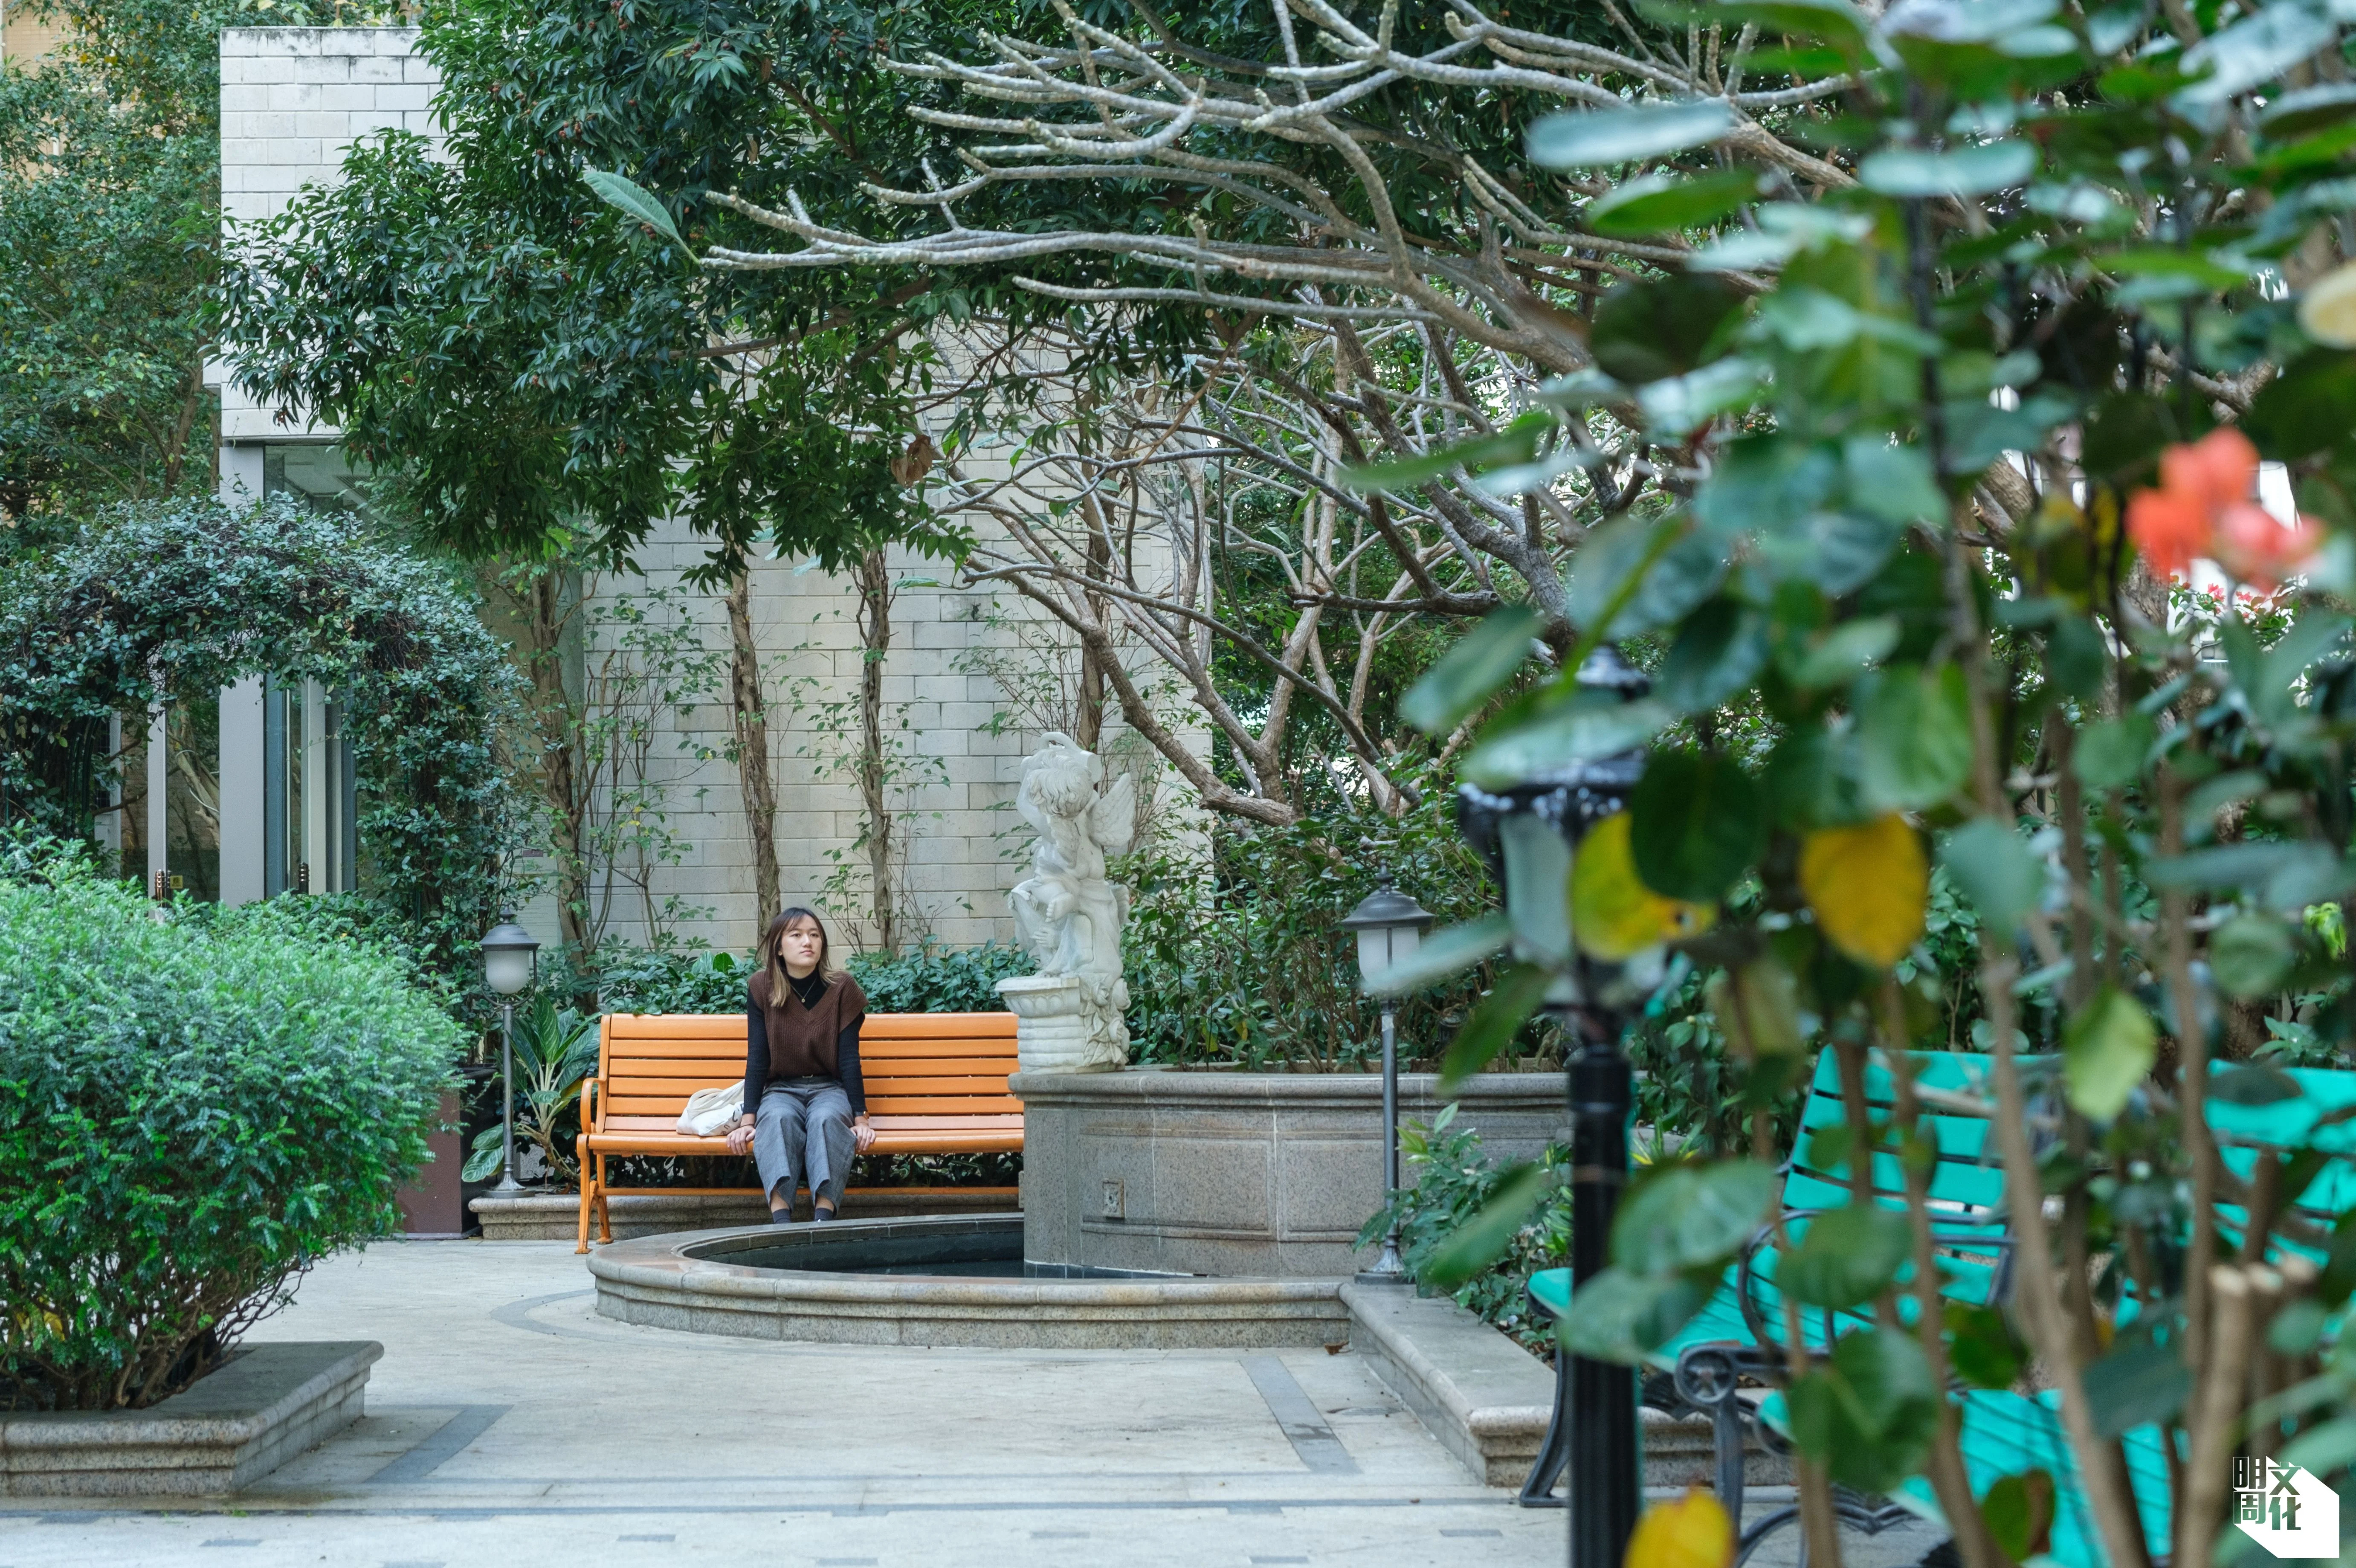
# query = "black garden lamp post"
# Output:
<box><xmin>480</xmin><ymin>914</ymin><xmax>540</xmax><ymax>1198</ymax></box>
<box><xmin>1342</xmin><ymin>871</ymin><xmax>1434</xmax><ymax>1284</ymax></box>
<box><xmin>1455</xmin><ymin>646</ymin><xmax>1648</xmax><ymax>1568</ymax></box>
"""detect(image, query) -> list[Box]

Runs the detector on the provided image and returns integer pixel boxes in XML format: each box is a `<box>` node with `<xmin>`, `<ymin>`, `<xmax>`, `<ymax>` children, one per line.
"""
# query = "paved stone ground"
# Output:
<box><xmin>0</xmin><ymin>1241</ymin><xmax>1949</xmax><ymax>1568</ymax></box>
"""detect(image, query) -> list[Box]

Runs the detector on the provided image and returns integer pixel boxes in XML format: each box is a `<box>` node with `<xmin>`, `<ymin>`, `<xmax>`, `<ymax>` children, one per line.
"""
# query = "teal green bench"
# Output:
<box><xmin>1517</xmin><ymin>1047</ymin><xmax>2323</xmax><ymax>1565</ymax></box>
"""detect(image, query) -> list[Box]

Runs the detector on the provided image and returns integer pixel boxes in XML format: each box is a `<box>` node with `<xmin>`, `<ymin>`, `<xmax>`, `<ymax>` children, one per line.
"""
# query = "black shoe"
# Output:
<box><xmin>768</xmin><ymin>1208</ymin><xmax>794</xmax><ymax>1226</ymax></box>
<box><xmin>812</xmin><ymin>1206</ymin><xmax>837</xmax><ymax>1223</ymax></box>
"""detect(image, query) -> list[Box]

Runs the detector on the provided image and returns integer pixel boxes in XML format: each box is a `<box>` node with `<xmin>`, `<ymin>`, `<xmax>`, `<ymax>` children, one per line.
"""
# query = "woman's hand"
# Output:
<box><xmin>853</xmin><ymin>1115</ymin><xmax>876</xmax><ymax>1154</ymax></box>
<box><xmin>724</xmin><ymin>1118</ymin><xmax>755</xmax><ymax>1156</ymax></box>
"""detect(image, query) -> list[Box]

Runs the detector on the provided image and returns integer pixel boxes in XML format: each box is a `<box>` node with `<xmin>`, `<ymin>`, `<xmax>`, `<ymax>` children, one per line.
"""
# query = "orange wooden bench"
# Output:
<box><xmin>574</xmin><ymin>1011</ymin><xmax>1022</xmax><ymax>1252</ymax></box>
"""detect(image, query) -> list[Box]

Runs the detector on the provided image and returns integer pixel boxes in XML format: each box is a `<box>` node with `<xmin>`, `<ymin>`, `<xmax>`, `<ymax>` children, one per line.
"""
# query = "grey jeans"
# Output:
<box><xmin>753</xmin><ymin>1079</ymin><xmax>855</xmax><ymax>1209</ymax></box>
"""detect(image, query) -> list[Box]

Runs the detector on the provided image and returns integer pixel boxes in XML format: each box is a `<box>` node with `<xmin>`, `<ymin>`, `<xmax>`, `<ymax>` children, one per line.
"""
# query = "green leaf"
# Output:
<box><xmin>2063</xmin><ymin>987</ymin><xmax>2157</xmax><ymax>1122</ymax></box>
<box><xmin>582</xmin><ymin>167</ymin><xmax>690</xmax><ymax>256</ymax></box>
<box><xmin>1707</xmin><ymin>959</ymin><xmax>1805</xmax><ymax>1057</ymax></box>
<box><xmin>1945</xmin><ymin>1301</ymin><xmax>2027</xmax><ymax>1389</ymax></box>
<box><xmin>1400</xmin><ymin>606</ymin><xmax>1542</xmax><ymax>735</ymax></box>
<box><xmin>2175</xmin><ymin>3</ymin><xmax>2337</xmax><ymax>113</ymax></box>
<box><xmin>2082</xmin><ymin>1334</ymin><xmax>2191</xmax><ymax>1438</ymax></box>
<box><xmin>2072</xmin><ymin>714</ymin><xmax>2156</xmax><ymax>790</ymax></box>
<box><xmin>1938</xmin><ymin>818</ymin><xmax>2042</xmax><ymax>936</ymax></box>
<box><xmin>461</xmin><ymin>1124</ymin><xmax>506</xmax><ymax>1184</ymax></box>
<box><xmin>1982</xmin><ymin>1470</ymin><xmax>2058</xmax><ymax>1562</ymax></box>
<box><xmin>1782</xmin><ymin>1206</ymin><xmax>1913</xmax><ymax>1308</ymax></box>
<box><xmin>1783</xmin><ymin>614</ymin><xmax>1900</xmax><ymax>688</ymax></box>
<box><xmin>1631</xmin><ymin>749</ymin><xmax>1766</xmax><ymax>901</ymax></box>
<box><xmin>1591</xmin><ymin>275</ymin><xmax>1747</xmax><ymax>384</ymax></box>
<box><xmin>1339</xmin><ymin>415</ymin><xmax>1550</xmax><ymax>492</ymax></box>
<box><xmin>1657</xmin><ymin>600</ymin><xmax>1771</xmax><ymax>713</ymax></box>
<box><xmin>1610</xmin><ymin>1159</ymin><xmax>1779</xmax><ymax>1275</ymax></box>
<box><xmin>1460</xmin><ymin>697</ymin><xmax>1672</xmax><ymax>789</ymax></box>
<box><xmin>1527</xmin><ymin>101</ymin><xmax>1735</xmax><ymax>169</ymax></box>
<box><xmin>2211</xmin><ymin>1062</ymin><xmax>2301</xmax><ymax>1106</ymax></box>
<box><xmin>1364</xmin><ymin>914</ymin><xmax>1509</xmax><ymax>997</ymax></box>
<box><xmin>2246</xmin><ymin>351</ymin><xmax>2356</xmax><ymax>462</ymax></box>
<box><xmin>1557</xmin><ymin>1266</ymin><xmax>1716</xmax><ymax>1362</ymax></box>
<box><xmin>1438</xmin><ymin>964</ymin><xmax>1553</xmax><ymax>1094</ymax></box>
<box><xmin>1636</xmin><ymin>357</ymin><xmax>1768</xmax><ymax>436</ymax></box>
<box><xmin>1704</xmin><ymin>0</ymin><xmax>1870</xmax><ymax>49</ymax></box>
<box><xmin>1858</xmin><ymin>664</ymin><xmax>1974</xmax><ymax>812</ymax></box>
<box><xmin>1859</xmin><ymin>141</ymin><xmax>2038</xmax><ymax>198</ymax></box>
<box><xmin>2046</xmin><ymin>619</ymin><xmax>2108</xmax><ymax>704</ymax></box>
<box><xmin>1586</xmin><ymin>169</ymin><xmax>1762</xmax><ymax>237</ymax></box>
<box><xmin>2262</xmin><ymin>84</ymin><xmax>2356</xmax><ymax>140</ymax></box>
<box><xmin>2211</xmin><ymin>914</ymin><xmax>2296</xmax><ymax>1000</ymax></box>
<box><xmin>1423</xmin><ymin>1160</ymin><xmax>1550</xmax><ymax>1287</ymax></box>
<box><xmin>1568</xmin><ymin>514</ymin><xmax>1726</xmax><ymax>638</ymax></box>
<box><xmin>1785</xmin><ymin>1327</ymin><xmax>1941</xmax><ymax>1493</ymax></box>
<box><xmin>1842</xmin><ymin>438</ymin><xmax>1948</xmax><ymax>528</ymax></box>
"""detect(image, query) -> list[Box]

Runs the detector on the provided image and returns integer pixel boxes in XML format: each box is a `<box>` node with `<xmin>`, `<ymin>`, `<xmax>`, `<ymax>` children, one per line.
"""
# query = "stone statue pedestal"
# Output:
<box><xmin>997</xmin><ymin>974</ymin><xmax>1122</xmax><ymax>1074</ymax></box>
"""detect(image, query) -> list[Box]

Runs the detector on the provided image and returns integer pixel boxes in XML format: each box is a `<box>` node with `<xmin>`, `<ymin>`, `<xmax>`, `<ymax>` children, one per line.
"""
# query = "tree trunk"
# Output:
<box><xmin>726</xmin><ymin>571</ymin><xmax>780</xmax><ymax>936</ymax></box>
<box><xmin>520</xmin><ymin>567</ymin><xmax>588</xmax><ymax>957</ymax></box>
<box><xmin>854</xmin><ymin>545</ymin><xmax>898</xmax><ymax>954</ymax></box>
<box><xmin>1075</xmin><ymin>496</ymin><xmax>1113</xmax><ymax>751</ymax></box>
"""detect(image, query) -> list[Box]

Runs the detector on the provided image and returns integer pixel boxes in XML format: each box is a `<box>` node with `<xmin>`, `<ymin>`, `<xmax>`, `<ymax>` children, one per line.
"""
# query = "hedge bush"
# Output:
<box><xmin>0</xmin><ymin>844</ymin><xmax>459</xmax><ymax>1410</ymax></box>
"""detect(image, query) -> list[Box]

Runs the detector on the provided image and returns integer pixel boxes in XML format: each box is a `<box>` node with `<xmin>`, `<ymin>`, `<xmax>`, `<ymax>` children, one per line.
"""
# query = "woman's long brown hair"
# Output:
<box><xmin>758</xmin><ymin>907</ymin><xmax>835</xmax><ymax>996</ymax></box>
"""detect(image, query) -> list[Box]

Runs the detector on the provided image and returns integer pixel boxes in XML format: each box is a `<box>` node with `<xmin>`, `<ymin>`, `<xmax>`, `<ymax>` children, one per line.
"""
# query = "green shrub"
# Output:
<box><xmin>0</xmin><ymin>845</ymin><xmax>459</xmax><ymax>1410</ymax></box>
<box><xmin>847</xmin><ymin>937</ymin><xmax>1032</xmax><ymax>1013</ymax></box>
<box><xmin>587</xmin><ymin>944</ymin><xmax>752</xmax><ymax>1015</ymax></box>
<box><xmin>1123</xmin><ymin>772</ymin><xmax>1523</xmax><ymax>1071</ymax></box>
<box><xmin>1358</xmin><ymin>1107</ymin><xmax>1571</xmax><ymax>1359</ymax></box>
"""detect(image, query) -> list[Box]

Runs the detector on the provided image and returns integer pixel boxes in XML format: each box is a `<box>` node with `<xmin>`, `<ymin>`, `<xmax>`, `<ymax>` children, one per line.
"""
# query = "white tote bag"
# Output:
<box><xmin>675</xmin><ymin>1084</ymin><xmax>743</xmax><ymax>1137</ymax></box>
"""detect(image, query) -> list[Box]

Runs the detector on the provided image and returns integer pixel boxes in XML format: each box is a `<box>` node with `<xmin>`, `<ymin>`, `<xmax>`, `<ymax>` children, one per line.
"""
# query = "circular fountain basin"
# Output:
<box><xmin>586</xmin><ymin>1214</ymin><xmax>1349</xmax><ymax>1349</ymax></box>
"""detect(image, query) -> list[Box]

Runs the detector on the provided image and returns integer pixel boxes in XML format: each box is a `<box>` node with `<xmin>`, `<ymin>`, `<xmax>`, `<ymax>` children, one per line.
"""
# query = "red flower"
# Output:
<box><xmin>2126</xmin><ymin>428</ymin><xmax>2321</xmax><ymax>590</ymax></box>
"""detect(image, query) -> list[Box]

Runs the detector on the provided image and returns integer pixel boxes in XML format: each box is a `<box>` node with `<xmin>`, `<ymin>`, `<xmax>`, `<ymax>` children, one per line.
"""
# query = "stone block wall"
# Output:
<box><xmin>214</xmin><ymin>28</ymin><xmax>441</xmax><ymax>445</ymax></box>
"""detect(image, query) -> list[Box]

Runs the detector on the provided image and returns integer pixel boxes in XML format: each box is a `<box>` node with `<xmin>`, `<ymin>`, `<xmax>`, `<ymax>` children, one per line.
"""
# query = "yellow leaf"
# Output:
<box><xmin>1573</xmin><ymin>813</ymin><xmax>1715</xmax><ymax>960</ymax></box>
<box><xmin>1800</xmin><ymin>814</ymin><xmax>1928</xmax><ymax>969</ymax></box>
<box><xmin>2301</xmin><ymin>261</ymin><xmax>2356</xmax><ymax>348</ymax></box>
<box><xmin>1627</xmin><ymin>1489</ymin><xmax>1735</xmax><ymax>1568</ymax></box>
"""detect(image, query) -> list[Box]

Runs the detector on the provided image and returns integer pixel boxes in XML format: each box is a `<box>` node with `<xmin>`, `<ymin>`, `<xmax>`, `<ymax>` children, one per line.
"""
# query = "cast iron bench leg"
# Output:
<box><xmin>1518</xmin><ymin>1336</ymin><xmax>1571</xmax><ymax>1507</ymax></box>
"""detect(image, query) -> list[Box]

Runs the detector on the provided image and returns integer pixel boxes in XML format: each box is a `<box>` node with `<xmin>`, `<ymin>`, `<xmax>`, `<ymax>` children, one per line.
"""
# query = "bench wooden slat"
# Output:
<box><xmin>607</xmin><ymin>1014</ymin><xmax>748</xmax><ymax>1039</ymax></box>
<box><xmin>872</xmin><ymin>1114</ymin><xmax>1023</xmax><ymax>1130</ymax></box>
<box><xmin>859</xmin><ymin>1014</ymin><xmax>1019</xmax><ymax>1038</ymax></box>
<box><xmin>867</xmin><ymin>1055</ymin><xmax>1013</xmax><ymax>1069</ymax></box>
<box><xmin>864</xmin><ymin>1094</ymin><xmax>1024</xmax><ymax>1114</ymax></box>
<box><xmin>859</xmin><ymin>1037</ymin><xmax>1019</xmax><ymax>1058</ymax></box>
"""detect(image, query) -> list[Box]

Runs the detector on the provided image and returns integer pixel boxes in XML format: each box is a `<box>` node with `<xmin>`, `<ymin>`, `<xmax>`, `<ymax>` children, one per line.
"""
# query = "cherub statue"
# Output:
<box><xmin>1004</xmin><ymin>734</ymin><xmax>1136</xmax><ymax>1065</ymax></box>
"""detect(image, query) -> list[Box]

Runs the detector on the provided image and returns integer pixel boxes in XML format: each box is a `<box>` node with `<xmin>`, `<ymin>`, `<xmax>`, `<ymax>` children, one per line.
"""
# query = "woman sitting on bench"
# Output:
<box><xmin>724</xmin><ymin>908</ymin><xmax>876</xmax><ymax>1222</ymax></box>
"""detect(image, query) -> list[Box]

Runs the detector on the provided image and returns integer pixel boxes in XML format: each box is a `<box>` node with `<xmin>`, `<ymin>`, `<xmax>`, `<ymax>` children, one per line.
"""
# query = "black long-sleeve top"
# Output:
<box><xmin>742</xmin><ymin>968</ymin><xmax>866</xmax><ymax>1118</ymax></box>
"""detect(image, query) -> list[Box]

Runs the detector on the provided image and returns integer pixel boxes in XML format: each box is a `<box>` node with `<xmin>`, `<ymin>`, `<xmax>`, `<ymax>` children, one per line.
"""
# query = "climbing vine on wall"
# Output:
<box><xmin>0</xmin><ymin>496</ymin><xmax>531</xmax><ymax>969</ymax></box>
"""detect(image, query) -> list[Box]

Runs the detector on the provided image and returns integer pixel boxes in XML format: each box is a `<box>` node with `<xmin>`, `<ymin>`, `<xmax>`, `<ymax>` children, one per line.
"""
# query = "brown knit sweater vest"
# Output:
<box><xmin>749</xmin><ymin>967</ymin><xmax>865</xmax><ymax>1079</ymax></box>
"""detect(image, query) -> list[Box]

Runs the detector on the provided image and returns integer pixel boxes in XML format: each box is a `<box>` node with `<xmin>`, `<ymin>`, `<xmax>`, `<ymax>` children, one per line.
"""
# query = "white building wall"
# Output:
<box><xmin>213</xmin><ymin>27</ymin><xmax>443</xmax><ymax>453</ymax></box>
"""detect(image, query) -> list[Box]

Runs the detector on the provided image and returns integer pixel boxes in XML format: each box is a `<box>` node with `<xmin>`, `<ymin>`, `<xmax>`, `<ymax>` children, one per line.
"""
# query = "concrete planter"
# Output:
<box><xmin>1338</xmin><ymin>1282</ymin><xmax>1785</xmax><ymax>1490</ymax></box>
<box><xmin>474</xmin><ymin>1187</ymin><xmax>1019</xmax><ymax>1241</ymax></box>
<box><xmin>0</xmin><ymin>1341</ymin><xmax>380</xmax><ymax>1497</ymax></box>
<box><xmin>1012</xmin><ymin>1069</ymin><xmax>1565</xmax><ymax>1278</ymax></box>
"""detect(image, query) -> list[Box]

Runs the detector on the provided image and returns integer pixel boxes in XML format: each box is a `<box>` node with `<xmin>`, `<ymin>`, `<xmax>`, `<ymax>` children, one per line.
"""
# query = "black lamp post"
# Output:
<box><xmin>1455</xmin><ymin>646</ymin><xmax>1648</xmax><ymax>1568</ymax></box>
<box><xmin>480</xmin><ymin>914</ymin><xmax>540</xmax><ymax>1197</ymax></box>
<box><xmin>1343</xmin><ymin>872</ymin><xmax>1435</xmax><ymax>1284</ymax></box>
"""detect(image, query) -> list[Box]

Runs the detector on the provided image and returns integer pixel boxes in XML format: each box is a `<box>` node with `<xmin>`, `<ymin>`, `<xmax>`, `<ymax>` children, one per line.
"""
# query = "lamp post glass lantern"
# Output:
<box><xmin>1454</xmin><ymin>645</ymin><xmax>1647</xmax><ymax>1564</ymax></box>
<box><xmin>480</xmin><ymin>915</ymin><xmax>540</xmax><ymax>1197</ymax></box>
<box><xmin>1343</xmin><ymin>875</ymin><xmax>1433</xmax><ymax>1284</ymax></box>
